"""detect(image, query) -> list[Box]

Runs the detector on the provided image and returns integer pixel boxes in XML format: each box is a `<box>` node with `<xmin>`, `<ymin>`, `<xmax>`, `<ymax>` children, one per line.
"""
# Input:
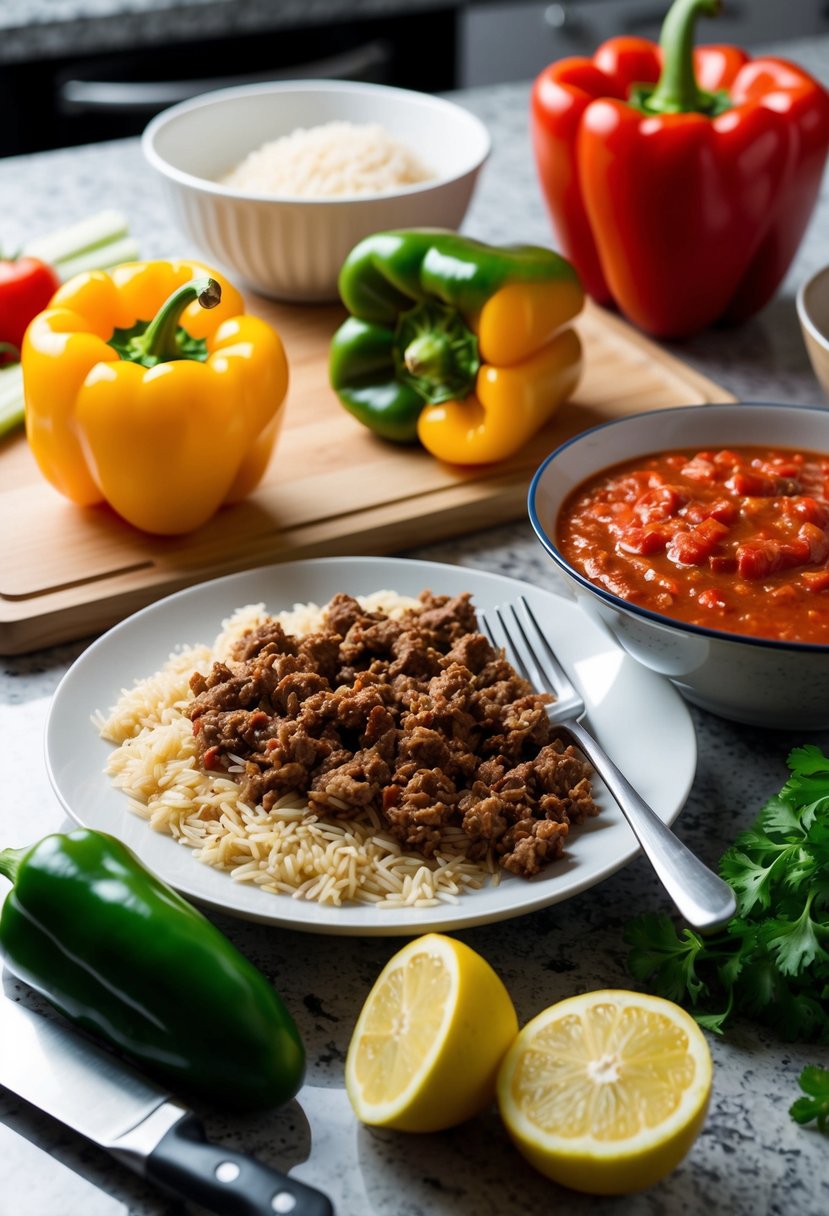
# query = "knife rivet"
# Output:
<box><xmin>215</xmin><ymin>1161</ymin><xmax>241</xmax><ymax>1183</ymax></box>
<box><xmin>272</xmin><ymin>1193</ymin><xmax>297</xmax><ymax>1213</ymax></box>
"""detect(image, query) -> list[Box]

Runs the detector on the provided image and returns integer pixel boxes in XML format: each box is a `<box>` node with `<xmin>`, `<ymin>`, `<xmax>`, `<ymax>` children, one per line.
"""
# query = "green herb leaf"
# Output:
<box><xmin>624</xmin><ymin>745</ymin><xmax>829</xmax><ymax>1048</ymax></box>
<box><xmin>719</xmin><ymin>846</ymin><xmax>781</xmax><ymax>917</ymax></box>
<box><xmin>789</xmin><ymin>1066</ymin><xmax>829</xmax><ymax>1131</ymax></box>
<box><xmin>624</xmin><ymin>914</ymin><xmax>708</xmax><ymax>1003</ymax></box>
<box><xmin>757</xmin><ymin>793</ymin><xmax>808</xmax><ymax>840</ymax></box>
<box><xmin>787</xmin><ymin>744</ymin><xmax>829</xmax><ymax>778</ymax></box>
<box><xmin>762</xmin><ymin>898</ymin><xmax>829</xmax><ymax>978</ymax></box>
<box><xmin>694</xmin><ymin>1010</ymin><xmax>731</xmax><ymax>1035</ymax></box>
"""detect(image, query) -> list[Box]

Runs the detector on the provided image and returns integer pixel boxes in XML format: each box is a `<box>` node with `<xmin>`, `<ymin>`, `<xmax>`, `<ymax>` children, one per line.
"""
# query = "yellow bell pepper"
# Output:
<box><xmin>23</xmin><ymin>259</ymin><xmax>289</xmax><ymax>535</ymax></box>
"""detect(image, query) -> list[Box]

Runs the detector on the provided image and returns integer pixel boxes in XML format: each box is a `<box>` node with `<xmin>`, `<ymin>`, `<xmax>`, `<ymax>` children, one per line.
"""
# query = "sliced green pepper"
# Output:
<box><xmin>0</xmin><ymin>829</ymin><xmax>305</xmax><ymax>1110</ymax></box>
<box><xmin>329</xmin><ymin>229</ymin><xmax>583</xmax><ymax>451</ymax></box>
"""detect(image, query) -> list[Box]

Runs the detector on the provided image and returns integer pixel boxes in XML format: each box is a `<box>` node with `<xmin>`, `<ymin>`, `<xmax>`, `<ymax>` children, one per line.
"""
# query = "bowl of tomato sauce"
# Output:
<box><xmin>528</xmin><ymin>402</ymin><xmax>829</xmax><ymax>730</ymax></box>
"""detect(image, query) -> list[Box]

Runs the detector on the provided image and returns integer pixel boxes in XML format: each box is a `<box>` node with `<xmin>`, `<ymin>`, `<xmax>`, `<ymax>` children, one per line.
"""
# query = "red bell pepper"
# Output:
<box><xmin>531</xmin><ymin>0</ymin><xmax>829</xmax><ymax>338</ymax></box>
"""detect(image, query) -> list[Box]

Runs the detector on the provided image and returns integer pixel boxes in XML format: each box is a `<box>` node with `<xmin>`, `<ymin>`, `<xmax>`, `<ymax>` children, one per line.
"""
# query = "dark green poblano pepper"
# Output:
<box><xmin>0</xmin><ymin>828</ymin><xmax>305</xmax><ymax>1110</ymax></box>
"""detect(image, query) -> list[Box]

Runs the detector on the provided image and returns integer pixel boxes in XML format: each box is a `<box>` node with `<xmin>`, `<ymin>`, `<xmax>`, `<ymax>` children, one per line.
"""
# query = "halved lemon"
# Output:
<box><xmin>345</xmin><ymin>932</ymin><xmax>518</xmax><ymax>1132</ymax></box>
<box><xmin>496</xmin><ymin>989</ymin><xmax>712</xmax><ymax>1194</ymax></box>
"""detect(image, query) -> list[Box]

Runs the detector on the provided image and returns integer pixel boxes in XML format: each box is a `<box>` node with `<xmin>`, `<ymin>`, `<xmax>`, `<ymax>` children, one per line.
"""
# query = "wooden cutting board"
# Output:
<box><xmin>0</xmin><ymin>296</ymin><xmax>735</xmax><ymax>655</ymax></box>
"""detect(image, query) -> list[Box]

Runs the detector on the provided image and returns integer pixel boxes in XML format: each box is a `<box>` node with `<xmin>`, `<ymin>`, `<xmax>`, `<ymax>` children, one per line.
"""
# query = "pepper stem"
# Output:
<box><xmin>395</xmin><ymin>301</ymin><xmax>479</xmax><ymax>406</ymax></box>
<box><xmin>120</xmin><ymin>277</ymin><xmax>221</xmax><ymax>368</ymax></box>
<box><xmin>404</xmin><ymin>332</ymin><xmax>457</xmax><ymax>379</ymax></box>
<box><xmin>0</xmin><ymin>845</ymin><xmax>27</xmax><ymax>884</ymax></box>
<box><xmin>629</xmin><ymin>0</ymin><xmax>731</xmax><ymax>117</ymax></box>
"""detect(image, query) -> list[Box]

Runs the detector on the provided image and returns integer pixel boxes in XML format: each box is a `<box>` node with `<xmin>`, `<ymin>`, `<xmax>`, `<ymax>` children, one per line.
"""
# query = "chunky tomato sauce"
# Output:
<box><xmin>556</xmin><ymin>446</ymin><xmax>829</xmax><ymax>644</ymax></box>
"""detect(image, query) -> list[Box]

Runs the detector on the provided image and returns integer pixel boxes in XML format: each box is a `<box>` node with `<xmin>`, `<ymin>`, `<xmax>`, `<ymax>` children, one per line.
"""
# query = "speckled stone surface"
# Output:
<box><xmin>3</xmin><ymin>43</ymin><xmax>829</xmax><ymax>1216</ymax></box>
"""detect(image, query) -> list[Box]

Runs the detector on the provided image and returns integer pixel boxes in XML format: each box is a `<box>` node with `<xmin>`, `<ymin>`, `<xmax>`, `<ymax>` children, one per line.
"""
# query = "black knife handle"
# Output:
<box><xmin>146</xmin><ymin>1113</ymin><xmax>334</xmax><ymax>1216</ymax></box>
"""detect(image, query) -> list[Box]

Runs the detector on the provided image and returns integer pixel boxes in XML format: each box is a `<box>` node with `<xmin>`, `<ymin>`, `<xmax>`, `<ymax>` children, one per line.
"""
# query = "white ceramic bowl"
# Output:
<box><xmin>528</xmin><ymin>402</ymin><xmax>829</xmax><ymax>730</ymax></box>
<box><xmin>796</xmin><ymin>263</ymin><xmax>829</xmax><ymax>402</ymax></box>
<box><xmin>141</xmin><ymin>79</ymin><xmax>490</xmax><ymax>302</ymax></box>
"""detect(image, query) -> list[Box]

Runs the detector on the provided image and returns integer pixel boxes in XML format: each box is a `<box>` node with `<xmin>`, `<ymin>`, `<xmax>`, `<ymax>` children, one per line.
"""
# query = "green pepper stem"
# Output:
<box><xmin>124</xmin><ymin>277</ymin><xmax>221</xmax><ymax>366</ymax></box>
<box><xmin>0</xmin><ymin>845</ymin><xmax>27</xmax><ymax>884</ymax></box>
<box><xmin>404</xmin><ymin>332</ymin><xmax>457</xmax><ymax>380</ymax></box>
<box><xmin>394</xmin><ymin>301</ymin><xmax>479</xmax><ymax>406</ymax></box>
<box><xmin>632</xmin><ymin>0</ymin><xmax>729</xmax><ymax>117</ymax></box>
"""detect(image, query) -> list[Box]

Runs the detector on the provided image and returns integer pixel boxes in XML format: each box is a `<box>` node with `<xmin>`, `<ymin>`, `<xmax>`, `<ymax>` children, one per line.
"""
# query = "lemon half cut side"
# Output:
<box><xmin>345</xmin><ymin>932</ymin><xmax>519</xmax><ymax>1133</ymax></box>
<box><xmin>496</xmin><ymin>989</ymin><xmax>713</xmax><ymax>1195</ymax></box>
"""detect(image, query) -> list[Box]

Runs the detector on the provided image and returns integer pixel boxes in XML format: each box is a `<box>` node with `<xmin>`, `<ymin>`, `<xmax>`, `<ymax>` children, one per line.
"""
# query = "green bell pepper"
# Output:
<box><xmin>329</xmin><ymin>229</ymin><xmax>583</xmax><ymax>449</ymax></box>
<box><xmin>0</xmin><ymin>829</ymin><xmax>305</xmax><ymax>1110</ymax></box>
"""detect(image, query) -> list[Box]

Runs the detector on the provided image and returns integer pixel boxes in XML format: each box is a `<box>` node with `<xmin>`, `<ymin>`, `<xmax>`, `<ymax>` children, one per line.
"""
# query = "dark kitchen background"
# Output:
<box><xmin>2</xmin><ymin>0</ymin><xmax>829</xmax><ymax>158</ymax></box>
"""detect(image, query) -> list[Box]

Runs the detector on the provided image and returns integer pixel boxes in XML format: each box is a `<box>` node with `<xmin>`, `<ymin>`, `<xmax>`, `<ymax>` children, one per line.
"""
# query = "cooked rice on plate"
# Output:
<box><xmin>95</xmin><ymin>591</ymin><xmax>597</xmax><ymax>909</ymax></box>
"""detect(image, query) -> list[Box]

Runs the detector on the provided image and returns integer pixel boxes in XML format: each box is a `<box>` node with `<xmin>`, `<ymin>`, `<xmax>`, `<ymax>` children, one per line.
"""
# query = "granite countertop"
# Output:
<box><xmin>2</xmin><ymin>38</ymin><xmax>829</xmax><ymax>1216</ymax></box>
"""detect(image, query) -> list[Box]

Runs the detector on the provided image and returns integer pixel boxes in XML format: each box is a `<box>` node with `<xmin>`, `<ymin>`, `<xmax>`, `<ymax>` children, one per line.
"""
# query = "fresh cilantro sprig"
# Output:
<box><xmin>625</xmin><ymin>745</ymin><xmax>829</xmax><ymax>1044</ymax></box>
<box><xmin>789</xmin><ymin>1066</ymin><xmax>829</xmax><ymax>1132</ymax></box>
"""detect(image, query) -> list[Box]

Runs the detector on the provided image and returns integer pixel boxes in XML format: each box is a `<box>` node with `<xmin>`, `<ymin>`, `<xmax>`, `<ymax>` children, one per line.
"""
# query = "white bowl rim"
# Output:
<box><xmin>141</xmin><ymin>78</ymin><xmax>492</xmax><ymax>206</ymax></box>
<box><xmin>796</xmin><ymin>263</ymin><xmax>829</xmax><ymax>354</ymax></box>
<box><xmin>528</xmin><ymin>400</ymin><xmax>829</xmax><ymax>654</ymax></box>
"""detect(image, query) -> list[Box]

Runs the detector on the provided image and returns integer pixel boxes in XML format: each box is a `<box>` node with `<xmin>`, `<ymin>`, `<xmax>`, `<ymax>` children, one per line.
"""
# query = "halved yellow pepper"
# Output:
<box><xmin>23</xmin><ymin>259</ymin><xmax>288</xmax><ymax>535</ymax></box>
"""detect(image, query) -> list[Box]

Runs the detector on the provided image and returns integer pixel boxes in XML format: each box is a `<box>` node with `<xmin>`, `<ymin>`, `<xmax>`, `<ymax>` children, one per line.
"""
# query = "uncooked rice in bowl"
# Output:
<box><xmin>95</xmin><ymin>592</ymin><xmax>499</xmax><ymax>909</ymax></box>
<box><xmin>220</xmin><ymin>121</ymin><xmax>434</xmax><ymax>197</ymax></box>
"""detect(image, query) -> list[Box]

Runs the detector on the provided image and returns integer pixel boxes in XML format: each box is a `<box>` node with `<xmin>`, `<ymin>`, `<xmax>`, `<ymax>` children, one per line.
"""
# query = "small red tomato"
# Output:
<box><xmin>0</xmin><ymin>255</ymin><xmax>61</xmax><ymax>358</ymax></box>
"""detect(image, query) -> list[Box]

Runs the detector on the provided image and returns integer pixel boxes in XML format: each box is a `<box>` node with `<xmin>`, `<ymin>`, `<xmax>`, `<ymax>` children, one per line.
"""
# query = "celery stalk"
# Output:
<box><xmin>54</xmin><ymin>234</ymin><xmax>140</xmax><ymax>282</ymax></box>
<box><xmin>23</xmin><ymin>209</ymin><xmax>128</xmax><ymax>265</ymax></box>
<box><xmin>0</xmin><ymin>363</ymin><xmax>24</xmax><ymax>439</ymax></box>
<box><xmin>21</xmin><ymin>209</ymin><xmax>140</xmax><ymax>282</ymax></box>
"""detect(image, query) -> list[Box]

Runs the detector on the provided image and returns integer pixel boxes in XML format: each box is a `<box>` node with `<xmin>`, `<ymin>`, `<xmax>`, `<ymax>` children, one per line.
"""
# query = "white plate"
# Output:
<box><xmin>45</xmin><ymin>557</ymin><xmax>697</xmax><ymax>935</ymax></box>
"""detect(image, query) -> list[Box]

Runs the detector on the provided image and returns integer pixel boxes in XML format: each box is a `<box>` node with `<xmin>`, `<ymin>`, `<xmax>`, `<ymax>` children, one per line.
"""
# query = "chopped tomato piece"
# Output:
<box><xmin>736</xmin><ymin>540</ymin><xmax>780</xmax><ymax>578</ymax></box>
<box><xmin>680</xmin><ymin>456</ymin><xmax>717</xmax><ymax>482</ymax></box>
<box><xmin>666</xmin><ymin>531</ymin><xmax>706</xmax><ymax>565</ymax></box>
<box><xmin>666</xmin><ymin>517</ymin><xmax>728</xmax><ymax>566</ymax></box>
<box><xmin>726</xmin><ymin>469</ymin><xmax>800</xmax><ymax>497</ymax></box>
<box><xmin>706</xmin><ymin>499</ymin><xmax>739</xmax><ymax>525</ymax></box>
<box><xmin>712</xmin><ymin>449</ymin><xmax>743</xmax><ymax>468</ymax></box>
<box><xmin>618</xmin><ymin>525</ymin><xmax>670</xmax><ymax>555</ymax></box>
<box><xmin>783</xmin><ymin>496</ymin><xmax>828</xmax><ymax>527</ymax></box>
<box><xmin>736</xmin><ymin>534</ymin><xmax>814</xmax><ymax>578</ymax></box>
<box><xmin>761</xmin><ymin>459</ymin><xmax>802</xmax><ymax>479</ymax></box>
<box><xmin>799</xmin><ymin>522</ymin><xmax>829</xmax><ymax>563</ymax></box>
<box><xmin>695</xmin><ymin>517</ymin><xmax>729</xmax><ymax>544</ymax></box>
<box><xmin>611</xmin><ymin>471</ymin><xmax>663</xmax><ymax>502</ymax></box>
<box><xmin>632</xmin><ymin>484</ymin><xmax>688</xmax><ymax>523</ymax></box>
<box><xmin>801</xmin><ymin>570</ymin><xmax>829</xmax><ymax>593</ymax></box>
<box><xmin>697</xmin><ymin>587</ymin><xmax>727</xmax><ymax>610</ymax></box>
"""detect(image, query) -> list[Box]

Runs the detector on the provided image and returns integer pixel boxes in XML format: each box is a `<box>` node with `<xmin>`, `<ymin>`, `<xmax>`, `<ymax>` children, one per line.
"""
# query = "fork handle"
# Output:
<box><xmin>563</xmin><ymin>719</ymin><xmax>736</xmax><ymax>932</ymax></box>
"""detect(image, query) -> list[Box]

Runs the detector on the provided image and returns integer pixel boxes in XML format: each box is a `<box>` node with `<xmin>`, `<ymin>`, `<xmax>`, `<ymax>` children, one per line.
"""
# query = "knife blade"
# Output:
<box><xmin>0</xmin><ymin>989</ymin><xmax>334</xmax><ymax>1216</ymax></box>
<box><xmin>0</xmin><ymin>1123</ymin><xmax>128</xmax><ymax>1215</ymax></box>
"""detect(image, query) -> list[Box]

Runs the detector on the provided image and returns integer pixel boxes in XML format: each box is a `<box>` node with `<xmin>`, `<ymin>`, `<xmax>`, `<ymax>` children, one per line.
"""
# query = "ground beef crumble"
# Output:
<box><xmin>185</xmin><ymin>592</ymin><xmax>598</xmax><ymax>878</ymax></box>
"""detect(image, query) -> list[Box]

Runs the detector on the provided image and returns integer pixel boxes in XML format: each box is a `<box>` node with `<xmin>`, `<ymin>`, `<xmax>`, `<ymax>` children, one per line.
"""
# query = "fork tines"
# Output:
<box><xmin>479</xmin><ymin>595</ymin><xmax>581</xmax><ymax>713</ymax></box>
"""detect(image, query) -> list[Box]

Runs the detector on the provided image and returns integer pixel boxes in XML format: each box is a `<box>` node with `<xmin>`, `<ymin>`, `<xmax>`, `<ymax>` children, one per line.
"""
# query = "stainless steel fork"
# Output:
<box><xmin>479</xmin><ymin>595</ymin><xmax>737</xmax><ymax>932</ymax></box>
